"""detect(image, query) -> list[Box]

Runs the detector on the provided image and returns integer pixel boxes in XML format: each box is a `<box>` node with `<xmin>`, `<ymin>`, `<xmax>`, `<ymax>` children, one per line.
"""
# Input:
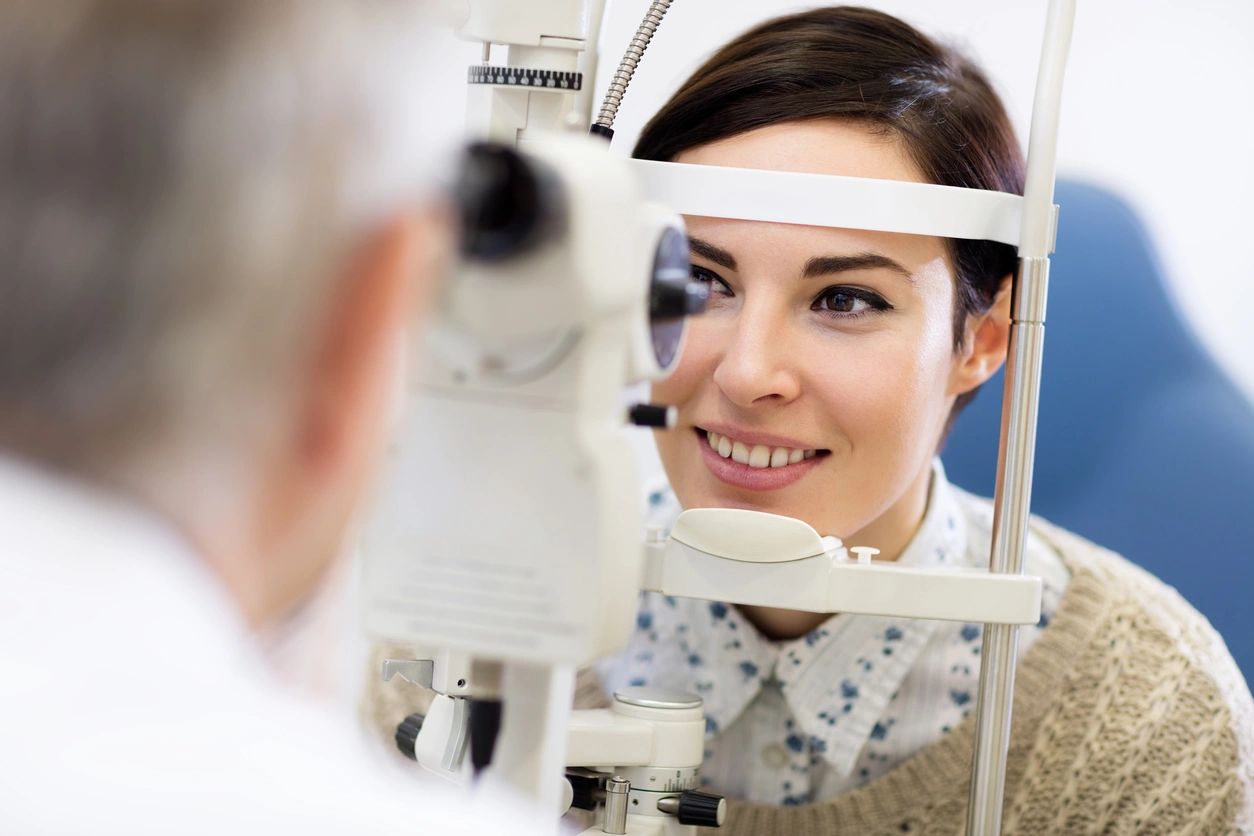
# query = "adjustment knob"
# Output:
<box><xmin>565</xmin><ymin>771</ymin><xmax>602</xmax><ymax>811</ymax></box>
<box><xmin>394</xmin><ymin>712</ymin><xmax>424</xmax><ymax>761</ymax></box>
<box><xmin>467</xmin><ymin>65</ymin><xmax>583</xmax><ymax>91</ymax></box>
<box><xmin>657</xmin><ymin>790</ymin><xmax>727</xmax><ymax>828</ymax></box>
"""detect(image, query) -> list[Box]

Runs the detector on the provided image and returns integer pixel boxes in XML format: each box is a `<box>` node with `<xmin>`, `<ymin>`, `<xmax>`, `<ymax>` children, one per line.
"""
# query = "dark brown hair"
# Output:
<box><xmin>633</xmin><ymin>6</ymin><xmax>1024</xmax><ymax>417</ymax></box>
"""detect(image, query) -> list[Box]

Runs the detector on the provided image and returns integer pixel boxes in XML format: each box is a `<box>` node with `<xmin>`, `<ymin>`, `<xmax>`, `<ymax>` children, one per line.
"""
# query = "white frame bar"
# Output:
<box><xmin>630</xmin><ymin>158</ymin><xmax>1058</xmax><ymax>249</ymax></box>
<box><xmin>644</xmin><ymin>540</ymin><xmax>1043</xmax><ymax>626</ymax></box>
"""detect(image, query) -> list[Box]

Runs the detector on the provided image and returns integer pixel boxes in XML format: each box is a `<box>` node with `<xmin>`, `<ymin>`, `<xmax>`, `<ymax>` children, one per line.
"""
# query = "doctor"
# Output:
<box><xmin>0</xmin><ymin>2</ymin><xmax>540</xmax><ymax>833</ymax></box>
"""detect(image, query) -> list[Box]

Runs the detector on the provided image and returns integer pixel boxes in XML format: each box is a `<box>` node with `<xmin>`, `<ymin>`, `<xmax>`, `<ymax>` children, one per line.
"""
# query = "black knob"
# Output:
<box><xmin>468</xmin><ymin>698</ymin><xmax>503</xmax><ymax>777</ymax></box>
<box><xmin>672</xmin><ymin>790</ymin><xmax>727</xmax><ymax>828</ymax></box>
<box><xmin>565</xmin><ymin>772</ymin><xmax>602</xmax><ymax>811</ymax></box>
<box><xmin>454</xmin><ymin>142</ymin><xmax>565</xmax><ymax>262</ymax></box>
<box><xmin>394</xmin><ymin>712</ymin><xmax>424</xmax><ymax>761</ymax></box>
<box><xmin>627</xmin><ymin>403</ymin><xmax>676</xmax><ymax>428</ymax></box>
<box><xmin>651</xmin><ymin>276</ymin><xmax>709</xmax><ymax>319</ymax></box>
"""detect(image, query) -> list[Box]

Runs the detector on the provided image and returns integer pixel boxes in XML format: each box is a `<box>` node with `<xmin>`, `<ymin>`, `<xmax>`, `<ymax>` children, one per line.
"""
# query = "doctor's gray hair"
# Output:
<box><xmin>0</xmin><ymin>0</ymin><xmax>440</xmax><ymax>480</ymax></box>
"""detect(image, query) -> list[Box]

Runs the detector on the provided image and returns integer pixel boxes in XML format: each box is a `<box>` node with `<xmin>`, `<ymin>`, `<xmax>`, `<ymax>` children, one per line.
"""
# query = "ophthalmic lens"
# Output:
<box><xmin>649</xmin><ymin>225</ymin><xmax>695</xmax><ymax>371</ymax></box>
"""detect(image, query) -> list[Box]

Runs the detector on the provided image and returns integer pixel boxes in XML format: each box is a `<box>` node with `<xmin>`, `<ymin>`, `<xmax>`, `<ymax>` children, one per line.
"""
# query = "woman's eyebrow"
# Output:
<box><xmin>688</xmin><ymin>236</ymin><xmax>737</xmax><ymax>270</ymax></box>
<box><xmin>804</xmin><ymin>253</ymin><xmax>915</xmax><ymax>283</ymax></box>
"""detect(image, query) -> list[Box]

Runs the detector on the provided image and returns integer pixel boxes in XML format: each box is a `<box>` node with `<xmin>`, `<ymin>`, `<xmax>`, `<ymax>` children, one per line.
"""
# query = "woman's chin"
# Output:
<box><xmin>666</xmin><ymin>452</ymin><xmax>846</xmax><ymax>531</ymax></box>
<box><xmin>684</xmin><ymin>481</ymin><xmax>815</xmax><ymax>522</ymax></box>
<box><xmin>677</xmin><ymin>477</ymin><xmax>859</xmax><ymax>538</ymax></box>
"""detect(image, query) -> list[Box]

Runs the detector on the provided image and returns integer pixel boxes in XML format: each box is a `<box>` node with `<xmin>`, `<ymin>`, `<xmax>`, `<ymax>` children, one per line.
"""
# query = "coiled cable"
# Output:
<box><xmin>591</xmin><ymin>0</ymin><xmax>674</xmax><ymax>139</ymax></box>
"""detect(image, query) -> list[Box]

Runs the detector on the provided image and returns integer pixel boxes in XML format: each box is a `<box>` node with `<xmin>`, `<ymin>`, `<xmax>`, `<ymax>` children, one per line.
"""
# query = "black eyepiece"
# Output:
<box><xmin>454</xmin><ymin>143</ymin><xmax>565</xmax><ymax>262</ymax></box>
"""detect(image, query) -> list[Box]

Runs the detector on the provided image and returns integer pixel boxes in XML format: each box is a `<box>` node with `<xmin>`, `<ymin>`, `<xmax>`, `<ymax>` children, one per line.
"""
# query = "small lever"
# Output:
<box><xmin>628</xmin><ymin>403</ymin><xmax>677</xmax><ymax>429</ymax></box>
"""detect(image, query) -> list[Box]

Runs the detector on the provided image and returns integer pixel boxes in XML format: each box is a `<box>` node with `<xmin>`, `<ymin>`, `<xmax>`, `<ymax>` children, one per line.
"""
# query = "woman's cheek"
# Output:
<box><xmin>807</xmin><ymin>332</ymin><xmax>921</xmax><ymax>438</ymax></box>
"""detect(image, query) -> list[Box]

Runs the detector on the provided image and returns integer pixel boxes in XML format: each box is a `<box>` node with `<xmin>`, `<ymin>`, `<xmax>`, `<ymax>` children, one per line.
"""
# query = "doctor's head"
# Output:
<box><xmin>641</xmin><ymin>7</ymin><xmax>1024</xmax><ymax>557</ymax></box>
<box><xmin>0</xmin><ymin>0</ymin><xmax>448</xmax><ymax>626</ymax></box>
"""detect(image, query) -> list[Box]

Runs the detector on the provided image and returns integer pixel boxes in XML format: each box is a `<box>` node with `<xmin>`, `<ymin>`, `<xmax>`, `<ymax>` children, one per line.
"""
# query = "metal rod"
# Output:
<box><xmin>603</xmin><ymin>776</ymin><xmax>630</xmax><ymax>834</ymax></box>
<box><xmin>966</xmin><ymin>257</ymin><xmax>1049</xmax><ymax>835</ymax></box>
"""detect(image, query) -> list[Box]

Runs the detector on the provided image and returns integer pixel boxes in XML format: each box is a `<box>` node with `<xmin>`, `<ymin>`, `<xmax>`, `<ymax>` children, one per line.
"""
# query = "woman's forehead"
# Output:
<box><xmin>673</xmin><ymin>119</ymin><xmax>924</xmax><ymax>184</ymax></box>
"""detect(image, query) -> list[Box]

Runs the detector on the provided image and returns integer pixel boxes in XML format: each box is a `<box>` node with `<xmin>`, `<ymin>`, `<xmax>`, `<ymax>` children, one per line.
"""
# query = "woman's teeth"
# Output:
<box><xmin>706</xmin><ymin>431</ymin><xmax>817</xmax><ymax>468</ymax></box>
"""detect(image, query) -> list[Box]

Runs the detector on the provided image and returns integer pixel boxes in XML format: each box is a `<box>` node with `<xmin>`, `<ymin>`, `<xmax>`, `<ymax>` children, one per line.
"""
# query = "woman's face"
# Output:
<box><xmin>653</xmin><ymin>119</ymin><xmax>1003</xmax><ymax>550</ymax></box>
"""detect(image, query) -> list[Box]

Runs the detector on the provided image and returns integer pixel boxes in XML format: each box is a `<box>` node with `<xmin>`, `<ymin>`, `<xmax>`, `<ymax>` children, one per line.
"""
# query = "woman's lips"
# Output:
<box><xmin>699</xmin><ymin>422</ymin><xmax>818</xmax><ymax>451</ymax></box>
<box><xmin>697</xmin><ymin>431</ymin><xmax>826</xmax><ymax>491</ymax></box>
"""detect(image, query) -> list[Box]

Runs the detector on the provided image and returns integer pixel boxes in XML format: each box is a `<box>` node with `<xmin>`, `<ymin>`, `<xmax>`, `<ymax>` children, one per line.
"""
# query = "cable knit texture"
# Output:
<box><xmin>363</xmin><ymin>519</ymin><xmax>1254</xmax><ymax>835</ymax></box>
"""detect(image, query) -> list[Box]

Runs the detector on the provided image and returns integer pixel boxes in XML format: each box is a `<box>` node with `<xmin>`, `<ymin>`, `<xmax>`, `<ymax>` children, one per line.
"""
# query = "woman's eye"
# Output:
<box><xmin>691</xmin><ymin>265</ymin><xmax>732</xmax><ymax>296</ymax></box>
<box><xmin>812</xmin><ymin>286</ymin><xmax>891</xmax><ymax>317</ymax></box>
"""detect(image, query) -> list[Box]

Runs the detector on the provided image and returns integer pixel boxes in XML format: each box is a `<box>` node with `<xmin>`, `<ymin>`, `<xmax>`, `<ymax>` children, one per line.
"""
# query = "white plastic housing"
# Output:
<box><xmin>455</xmin><ymin>0</ymin><xmax>592</xmax><ymax>142</ymax></box>
<box><xmin>414</xmin><ymin>694</ymin><xmax>469</xmax><ymax>781</ymax></box>
<box><xmin>631</xmin><ymin>160</ymin><xmax>1059</xmax><ymax>252</ymax></box>
<box><xmin>454</xmin><ymin>0</ymin><xmax>587</xmax><ymax>46</ymax></box>
<box><xmin>360</xmin><ymin>137</ymin><xmax>666</xmax><ymax>666</ymax></box>
<box><xmin>645</xmin><ymin>509</ymin><xmax>1042</xmax><ymax>625</ymax></box>
<box><xmin>566</xmin><ymin>699</ymin><xmax>704</xmax><ymax>770</ymax></box>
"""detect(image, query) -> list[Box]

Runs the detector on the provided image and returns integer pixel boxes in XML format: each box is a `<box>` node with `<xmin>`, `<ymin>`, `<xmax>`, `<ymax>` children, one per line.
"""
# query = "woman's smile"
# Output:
<box><xmin>694</xmin><ymin>424</ymin><xmax>831</xmax><ymax>492</ymax></box>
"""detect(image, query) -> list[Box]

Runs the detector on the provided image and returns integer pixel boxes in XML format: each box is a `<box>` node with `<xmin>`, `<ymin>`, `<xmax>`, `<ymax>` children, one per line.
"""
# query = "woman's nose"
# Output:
<box><xmin>711</xmin><ymin>306</ymin><xmax>802</xmax><ymax>408</ymax></box>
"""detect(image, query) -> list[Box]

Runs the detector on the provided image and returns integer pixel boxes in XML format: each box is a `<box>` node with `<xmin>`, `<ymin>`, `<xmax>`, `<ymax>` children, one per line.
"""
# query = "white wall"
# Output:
<box><xmin>591</xmin><ymin>0</ymin><xmax>1254</xmax><ymax>402</ymax></box>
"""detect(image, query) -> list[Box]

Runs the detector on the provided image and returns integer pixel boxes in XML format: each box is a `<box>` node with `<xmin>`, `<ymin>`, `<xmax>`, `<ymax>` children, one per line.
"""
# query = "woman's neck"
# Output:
<box><xmin>736</xmin><ymin>462</ymin><xmax>935</xmax><ymax>641</ymax></box>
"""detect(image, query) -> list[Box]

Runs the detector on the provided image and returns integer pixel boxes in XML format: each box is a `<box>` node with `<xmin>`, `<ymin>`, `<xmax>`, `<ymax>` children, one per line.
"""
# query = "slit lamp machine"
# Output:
<box><xmin>358</xmin><ymin>2</ymin><xmax>1076</xmax><ymax>833</ymax></box>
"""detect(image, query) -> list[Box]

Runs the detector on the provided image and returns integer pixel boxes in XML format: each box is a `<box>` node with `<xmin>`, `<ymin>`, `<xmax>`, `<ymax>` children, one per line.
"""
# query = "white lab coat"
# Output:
<box><xmin>0</xmin><ymin>455</ymin><xmax>538</xmax><ymax>835</ymax></box>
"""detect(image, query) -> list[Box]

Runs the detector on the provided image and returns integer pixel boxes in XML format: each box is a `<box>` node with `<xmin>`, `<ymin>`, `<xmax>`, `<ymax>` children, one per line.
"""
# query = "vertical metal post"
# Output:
<box><xmin>603</xmin><ymin>776</ymin><xmax>631</xmax><ymax>834</ymax></box>
<box><xmin>966</xmin><ymin>0</ymin><xmax>1074</xmax><ymax>829</ymax></box>
<box><xmin>966</xmin><ymin>256</ymin><xmax>1049</xmax><ymax>835</ymax></box>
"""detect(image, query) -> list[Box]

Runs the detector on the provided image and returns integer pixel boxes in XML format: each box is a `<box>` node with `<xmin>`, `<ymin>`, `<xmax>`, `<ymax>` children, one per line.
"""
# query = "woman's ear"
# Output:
<box><xmin>949</xmin><ymin>274</ymin><xmax>1013</xmax><ymax>397</ymax></box>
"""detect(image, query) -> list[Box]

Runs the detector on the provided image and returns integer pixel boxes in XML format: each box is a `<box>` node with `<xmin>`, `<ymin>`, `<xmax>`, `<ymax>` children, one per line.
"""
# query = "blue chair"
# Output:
<box><xmin>943</xmin><ymin>180</ymin><xmax>1254</xmax><ymax>680</ymax></box>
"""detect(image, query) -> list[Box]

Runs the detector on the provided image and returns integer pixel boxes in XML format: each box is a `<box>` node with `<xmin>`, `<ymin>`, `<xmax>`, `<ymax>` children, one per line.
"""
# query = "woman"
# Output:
<box><xmin>592</xmin><ymin>6</ymin><xmax>1253</xmax><ymax>834</ymax></box>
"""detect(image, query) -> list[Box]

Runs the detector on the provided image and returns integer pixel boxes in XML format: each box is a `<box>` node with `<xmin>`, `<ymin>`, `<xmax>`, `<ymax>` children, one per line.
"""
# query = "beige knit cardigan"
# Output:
<box><xmin>365</xmin><ymin>520</ymin><xmax>1254</xmax><ymax>835</ymax></box>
